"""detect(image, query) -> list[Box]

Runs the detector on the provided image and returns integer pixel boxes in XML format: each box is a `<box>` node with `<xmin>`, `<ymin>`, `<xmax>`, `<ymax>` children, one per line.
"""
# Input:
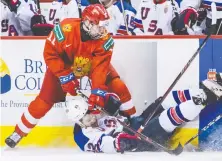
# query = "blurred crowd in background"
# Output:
<box><xmin>1</xmin><ymin>0</ymin><xmax>222</xmax><ymax>36</ymax></box>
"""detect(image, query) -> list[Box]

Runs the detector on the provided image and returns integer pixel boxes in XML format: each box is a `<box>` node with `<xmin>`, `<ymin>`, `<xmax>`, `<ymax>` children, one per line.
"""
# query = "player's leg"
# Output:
<box><xmin>128</xmin><ymin>88</ymin><xmax>209</xmax><ymax>152</ymax></box>
<box><xmin>5</xmin><ymin>69</ymin><xmax>66</xmax><ymax>148</ymax></box>
<box><xmin>106</xmin><ymin>64</ymin><xmax>136</xmax><ymax>117</ymax></box>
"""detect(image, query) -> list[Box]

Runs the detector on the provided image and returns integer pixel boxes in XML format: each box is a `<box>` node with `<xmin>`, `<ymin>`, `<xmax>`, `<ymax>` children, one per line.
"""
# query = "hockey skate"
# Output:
<box><xmin>5</xmin><ymin>131</ymin><xmax>23</xmax><ymax>148</ymax></box>
<box><xmin>191</xmin><ymin>89</ymin><xmax>208</xmax><ymax>106</ymax></box>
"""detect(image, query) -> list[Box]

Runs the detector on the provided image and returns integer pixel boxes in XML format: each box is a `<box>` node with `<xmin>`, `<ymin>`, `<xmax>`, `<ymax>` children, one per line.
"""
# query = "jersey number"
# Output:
<box><xmin>141</xmin><ymin>7</ymin><xmax>163</xmax><ymax>35</ymax></box>
<box><xmin>47</xmin><ymin>31</ymin><xmax>56</xmax><ymax>45</ymax></box>
<box><xmin>87</xmin><ymin>143</ymin><xmax>100</xmax><ymax>152</ymax></box>
<box><xmin>1</xmin><ymin>19</ymin><xmax>18</xmax><ymax>36</ymax></box>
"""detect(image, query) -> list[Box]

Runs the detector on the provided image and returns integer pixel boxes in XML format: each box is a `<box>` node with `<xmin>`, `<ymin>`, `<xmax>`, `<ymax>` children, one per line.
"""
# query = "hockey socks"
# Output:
<box><xmin>159</xmin><ymin>100</ymin><xmax>204</xmax><ymax>133</ymax></box>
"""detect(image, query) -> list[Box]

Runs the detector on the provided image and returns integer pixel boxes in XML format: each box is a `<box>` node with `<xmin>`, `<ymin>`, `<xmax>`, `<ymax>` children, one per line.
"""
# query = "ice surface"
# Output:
<box><xmin>1</xmin><ymin>147</ymin><xmax>222</xmax><ymax>161</ymax></box>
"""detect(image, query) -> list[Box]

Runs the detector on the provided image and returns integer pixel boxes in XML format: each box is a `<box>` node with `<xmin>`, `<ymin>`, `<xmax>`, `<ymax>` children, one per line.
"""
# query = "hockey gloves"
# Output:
<box><xmin>88</xmin><ymin>89</ymin><xmax>108</xmax><ymax>113</ymax></box>
<box><xmin>171</xmin><ymin>7</ymin><xmax>198</xmax><ymax>35</ymax></box>
<box><xmin>88</xmin><ymin>88</ymin><xmax>120</xmax><ymax>114</ymax></box>
<box><xmin>59</xmin><ymin>73</ymin><xmax>79</xmax><ymax>96</ymax></box>
<box><xmin>1</xmin><ymin>0</ymin><xmax>21</xmax><ymax>13</ymax></box>
<box><xmin>31</xmin><ymin>15</ymin><xmax>54</xmax><ymax>36</ymax></box>
<box><xmin>114</xmin><ymin>132</ymin><xmax>138</xmax><ymax>153</ymax></box>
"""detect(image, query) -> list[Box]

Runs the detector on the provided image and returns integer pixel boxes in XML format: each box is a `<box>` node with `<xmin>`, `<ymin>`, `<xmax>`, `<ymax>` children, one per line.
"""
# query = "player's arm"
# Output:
<box><xmin>171</xmin><ymin>4</ymin><xmax>199</xmax><ymax>35</ymax></box>
<box><xmin>87</xmin><ymin>35</ymin><xmax>115</xmax><ymax>111</ymax></box>
<box><xmin>74</xmin><ymin>123</ymin><xmax>116</xmax><ymax>153</ymax></box>
<box><xmin>116</xmin><ymin>2</ymin><xmax>137</xmax><ymax>35</ymax></box>
<box><xmin>43</xmin><ymin>25</ymin><xmax>71</xmax><ymax>77</ymax></box>
<box><xmin>74</xmin><ymin>123</ymin><xmax>138</xmax><ymax>153</ymax></box>
<box><xmin>132</xmin><ymin>2</ymin><xmax>144</xmax><ymax>35</ymax></box>
<box><xmin>66</xmin><ymin>0</ymin><xmax>80</xmax><ymax>18</ymax></box>
<box><xmin>90</xmin><ymin>35</ymin><xmax>114</xmax><ymax>89</ymax></box>
<box><xmin>2</xmin><ymin>0</ymin><xmax>53</xmax><ymax>35</ymax></box>
<box><xmin>43</xmin><ymin>21</ymin><xmax>79</xmax><ymax>95</ymax></box>
<box><xmin>1</xmin><ymin>0</ymin><xmax>34</xmax><ymax>32</ymax></box>
<box><xmin>66</xmin><ymin>0</ymin><xmax>90</xmax><ymax>18</ymax></box>
<box><xmin>180</xmin><ymin>0</ymin><xmax>202</xmax><ymax>11</ymax></box>
<box><xmin>17</xmin><ymin>0</ymin><xmax>53</xmax><ymax>35</ymax></box>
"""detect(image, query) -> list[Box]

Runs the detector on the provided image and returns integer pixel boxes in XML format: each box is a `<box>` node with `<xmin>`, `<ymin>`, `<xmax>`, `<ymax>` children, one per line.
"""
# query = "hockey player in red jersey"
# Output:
<box><xmin>5</xmin><ymin>4</ymin><xmax>136</xmax><ymax>148</ymax></box>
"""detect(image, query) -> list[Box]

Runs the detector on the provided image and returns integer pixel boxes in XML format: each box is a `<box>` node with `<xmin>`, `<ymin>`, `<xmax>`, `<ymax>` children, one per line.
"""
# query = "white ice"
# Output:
<box><xmin>1</xmin><ymin>147</ymin><xmax>222</xmax><ymax>161</ymax></box>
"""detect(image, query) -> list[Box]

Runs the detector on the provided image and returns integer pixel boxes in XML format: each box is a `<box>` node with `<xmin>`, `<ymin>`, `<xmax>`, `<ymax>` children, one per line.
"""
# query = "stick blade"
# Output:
<box><xmin>170</xmin><ymin>143</ymin><xmax>183</xmax><ymax>156</ymax></box>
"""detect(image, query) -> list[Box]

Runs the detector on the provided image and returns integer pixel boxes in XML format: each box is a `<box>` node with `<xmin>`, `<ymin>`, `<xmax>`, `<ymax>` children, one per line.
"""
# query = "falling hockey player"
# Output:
<box><xmin>66</xmin><ymin>76</ymin><xmax>222</xmax><ymax>153</ymax></box>
<box><xmin>5</xmin><ymin>4</ymin><xmax>137</xmax><ymax>148</ymax></box>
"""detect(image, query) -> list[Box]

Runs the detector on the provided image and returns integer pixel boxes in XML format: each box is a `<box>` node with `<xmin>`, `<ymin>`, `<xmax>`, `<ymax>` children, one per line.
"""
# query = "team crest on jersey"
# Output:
<box><xmin>62</xmin><ymin>24</ymin><xmax>72</xmax><ymax>32</ymax></box>
<box><xmin>72</xmin><ymin>56</ymin><xmax>92</xmax><ymax>77</ymax></box>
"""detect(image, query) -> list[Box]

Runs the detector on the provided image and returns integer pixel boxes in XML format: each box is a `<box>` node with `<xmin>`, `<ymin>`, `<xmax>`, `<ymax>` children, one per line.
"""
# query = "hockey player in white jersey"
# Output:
<box><xmin>46</xmin><ymin>0</ymin><xmax>89</xmax><ymax>25</ymax></box>
<box><xmin>175</xmin><ymin>0</ymin><xmax>222</xmax><ymax>35</ymax></box>
<box><xmin>91</xmin><ymin>0</ymin><xmax>137</xmax><ymax>35</ymax></box>
<box><xmin>133</xmin><ymin>0</ymin><xmax>180</xmax><ymax>35</ymax></box>
<box><xmin>1</xmin><ymin>0</ymin><xmax>53</xmax><ymax>36</ymax></box>
<box><xmin>67</xmin><ymin>76</ymin><xmax>222</xmax><ymax>153</ymax></box>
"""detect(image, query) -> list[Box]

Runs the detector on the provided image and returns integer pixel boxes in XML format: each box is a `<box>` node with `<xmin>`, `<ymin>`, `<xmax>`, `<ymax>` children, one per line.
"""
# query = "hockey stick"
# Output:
<box><xmin>137</xmin><ymin>28</ymin><xmax>215</xmax><ymax>134</ymax></box>
<box><xmin>184</xmin><ymin>114</ymin><xmax>222</xmax><ymax>146</ymax></box>
<box><xmin>76</xmin><ymin>89</ymin><xmax>183</xmax><ymax>155</ymax></box>
<box><xmin>117</xmin><ymin>119</ymin><xmax>183</xmax><ymax>155</ymax></box>
<box><xmin>76</xmin><ymin>0</ymin><xmax>82</xmax><ymax>18</ymax></box>
<box><xmin>119</xmin><ymin>0</ymin><xmax>130</xmax><ymax>35</ymax></box>
<box><xmin>35</xmin><ymin>0</ymin><xmax>41</xmax><ymax>14</ymax></box>
<box><xmin>170</xmin><ymin>0</ymin><xmax>179</xmax><ymax>19</ymax></box>
<box><xmin>216</xmin><ymin>20</ymin><xmax>222</xmax><ymax>35</ymax></box>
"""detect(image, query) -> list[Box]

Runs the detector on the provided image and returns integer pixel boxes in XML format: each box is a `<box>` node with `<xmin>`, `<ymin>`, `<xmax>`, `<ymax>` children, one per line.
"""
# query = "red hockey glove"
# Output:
<box><xmin>88</xmin><ymin>88</ymin><xmax>120</xmax><ymax>114</ymax></box>
<box><xmin>59</xmin><ymin>73</ymin><xmax>79</xmax><ymax>96</ymax></box>
<box><xmin>88</xmin><ymin>89</ymin><xmax>108</xmax><ymax>111</ymax></box>
<box><xmin>114</xmin><ymin>132</ymin><xmax>138</xmax><ymax>153</ymax></box>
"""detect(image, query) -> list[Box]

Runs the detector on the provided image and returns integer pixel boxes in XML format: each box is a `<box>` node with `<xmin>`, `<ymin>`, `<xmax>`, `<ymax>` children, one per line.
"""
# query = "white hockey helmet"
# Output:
<box><xmin>65</xmin><ymin>96</ymin><xmax>88</xmax><ymax>123</ymax></box>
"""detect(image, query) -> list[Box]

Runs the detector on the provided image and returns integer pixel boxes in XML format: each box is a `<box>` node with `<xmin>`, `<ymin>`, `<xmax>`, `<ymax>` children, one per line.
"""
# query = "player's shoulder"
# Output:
<box><xmin>114</xmin><ymin>1</ymin><xmax>137</xmax><ymax>14</ymax></box>
<box><xmin>53</xmin><ymin>18</ymin><xmax>81</xmax><ymax>42</ymax></box>
<box><xmin>59</xmin><ymin>18</ymin><xmax>81</xmax><ymax>28</ymax></box>
<box><xmin>96</xmin><ymin>33</ymin><xmax>114</xmax><ymax>52</ymax></box>
<box><xmin>59</xmin><ymin>18</ymin><xmax>81</xmax><ymax>34</ymax></box>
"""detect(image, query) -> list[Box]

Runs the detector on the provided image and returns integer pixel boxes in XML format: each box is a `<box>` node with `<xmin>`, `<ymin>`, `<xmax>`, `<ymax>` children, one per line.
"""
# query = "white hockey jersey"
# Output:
<box><xmin>133</xmin><ymin>0</ymin><xmax>180</xmax><ymax>35</ymax></box>
<box><xmin>46</xmin><ymin>0</ymin><xmax>89</xmax><ymax>25</ymax></box>
<box><xmin>74</xmin><ymin>115</ymin><xmax>124</xmax><ymax>153</ymax></box>
<box><xmin>102</xmin><ymin>0</ymin><xmax>136</xmax><ymax>35</ymax></box>
<box><xmin>181</xmin><ymin>0</ymin><xmax>222</xmax><ymax>19</ymax></box>
<box><xmin>0</xmin><ymin>1</ymin><xmax>35</xmax><ymax>36</ymax></box>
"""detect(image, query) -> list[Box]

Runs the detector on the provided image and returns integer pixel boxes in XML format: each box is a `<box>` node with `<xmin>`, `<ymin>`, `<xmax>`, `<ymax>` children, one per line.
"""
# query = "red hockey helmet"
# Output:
<box><xmin>81</xmin><ymin>4</ymin><xmax>110</xmax><ymax>39</ymax></box>
<box><xmin>82</xmin><ymin>4</ymin><xmax>109</xmax><ymax>25</ymax></box>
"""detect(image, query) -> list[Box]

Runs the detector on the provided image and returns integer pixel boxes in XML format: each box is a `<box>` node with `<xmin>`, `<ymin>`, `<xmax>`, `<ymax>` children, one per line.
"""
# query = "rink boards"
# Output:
<box><xmin>0</xmin><ymin>36</ymin><xmax>221</xmax><ymax>150</ymax></box>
